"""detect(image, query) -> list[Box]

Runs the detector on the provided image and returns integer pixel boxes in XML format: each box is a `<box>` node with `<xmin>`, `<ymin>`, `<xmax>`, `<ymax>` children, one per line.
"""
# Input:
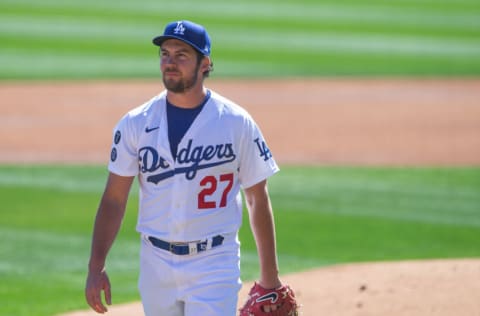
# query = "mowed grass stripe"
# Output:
<box><xmin>269</xmin><ymin>167</ymin><xmax>480</xmax><ymax>227</ymax></box>
<box><xmin>3</xmin><ymin>17</ymin><xmax>478</xmax><ymax>46</ymax></box>
<box><xmin>272</xmin><ymin>210</ymin><xmax>480</xmax><ymax>261</ymax></box>
<box><xmin>214</xmin><ymin>29</ymin><xmax>480</xmax><ymax>56</ymax></box>
<box><xmin>2</xmin><ymin>13</ymin><xmax>479</xmax><ymax>58</ymax></box>
<box><xmin>0</xmin><ymin>228</ymin><xmax>90</xmax><ymax>275</ymax></box>
<box><xmin>0</xmin><ymin>50</ymin><xmax>157</xmax><ymax>79</ymax></box>
<box><xmin>2</xmin><ymin>48</ymin><xmax>478</xmax><ymax>79</ymax></box>
<box><xmin>1</xmin><ymin>0</ymin><xmax>479</xmax><ymax>27</ymax></box>
<box><xmin>0</xmin><ymin>227</ymin><xmax>140</xmax><ymax>316</ymax></box>
<box><xmin>1</xmin><ymin>3</ymin><xmax>479</xmax><ymax>38</ymax></box>
<box><xmin>3</xmin><ymin>15</ymin><xmax>479</xmax><ymax>58</ymax></box>
<box><xmin>1</xmin><ymin>0</ymin><xmax>479</xmax><ymax>77</ymax></box>
<box><xmin>0</xmin><ymin>165</ymin><xmax>108</xmax><ymax>193</ymax></box>
<box><xmin>0</xmin><ymin>6</ymin><xmax>480</xmax><ymax>38</ymax></box>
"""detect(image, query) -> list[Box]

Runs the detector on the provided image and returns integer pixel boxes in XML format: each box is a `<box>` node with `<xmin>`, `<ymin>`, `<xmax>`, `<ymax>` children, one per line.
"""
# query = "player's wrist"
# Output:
<box><xmin>88</xmin><ymin>259</ymin><xmax>106</xmax><ymax>273</ymax></box>
<box><xmin>258</xmin><ymin>265</ymin><xmax>281</xmax><ymax>289</ymax></box>
<box><xmin>258</xmin><ymin>277</ymin><xmax>282</xmax><ymax>290</ymax></box>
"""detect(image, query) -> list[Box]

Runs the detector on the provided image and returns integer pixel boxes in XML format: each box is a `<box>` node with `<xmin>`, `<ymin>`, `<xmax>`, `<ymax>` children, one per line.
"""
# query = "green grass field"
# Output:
<box><xmin>1</xmin><ymin>165</ymin><xmax>479</xmax><ymax>316</ymax></box>
<box><xmin>1</xmin><ymin>0</ymin><xmax>480</xmax><ymax>79</ymax></box>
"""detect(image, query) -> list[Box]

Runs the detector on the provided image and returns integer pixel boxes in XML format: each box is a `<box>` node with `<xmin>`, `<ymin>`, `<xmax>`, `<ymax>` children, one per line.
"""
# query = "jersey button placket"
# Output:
<box><xmin>174</xmin><ymin>176</ymin><xmax>182</xmax><ymax>209</ymax></box>
<box><xmin>171</xmin><ymin>174</ymin><xmax>186</xmax><ymax>237</ymax></box>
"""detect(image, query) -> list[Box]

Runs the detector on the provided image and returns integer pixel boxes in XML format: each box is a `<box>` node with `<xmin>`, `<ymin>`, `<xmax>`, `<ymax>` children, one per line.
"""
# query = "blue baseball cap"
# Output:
<box><xmin>153</xmin><ymin>20</ymin><xmax>211</xmax><ymax>56</ymax></box>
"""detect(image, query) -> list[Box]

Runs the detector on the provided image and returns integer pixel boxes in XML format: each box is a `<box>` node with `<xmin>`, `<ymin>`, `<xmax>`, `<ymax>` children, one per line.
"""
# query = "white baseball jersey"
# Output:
<box><xmin>108</xmin><ymin>90</ymin><xmax>279</xmax><ymax>241</ymax></box>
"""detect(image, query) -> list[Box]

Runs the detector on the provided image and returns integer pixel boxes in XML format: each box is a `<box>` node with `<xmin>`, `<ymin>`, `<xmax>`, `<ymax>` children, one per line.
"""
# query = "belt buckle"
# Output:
<box><xmin>169</xmin><ymin>241</ymin><xmax>200</xmax><ymax>255</ymax></box>
<box><xmin>169</xmin><ymin>242</ymin><xmax>184</xmax><ymax>254</ymax></box>
<box><xmin>167</xmin><ymin>238</ymin><xmax>213</xmax><ymax>255</ymax></box>
<box><xmin>189</xmin><ymin>242</ymin><xmax>198</xmax><ymax>255</ymax></box>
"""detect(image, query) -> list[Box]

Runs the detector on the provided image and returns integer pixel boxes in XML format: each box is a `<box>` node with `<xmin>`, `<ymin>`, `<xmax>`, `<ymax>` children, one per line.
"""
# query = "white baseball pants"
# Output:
<box><xmin>138</xmin><ymin>233</ymin><xmax>242</xmax><ymax>316</ymax></box>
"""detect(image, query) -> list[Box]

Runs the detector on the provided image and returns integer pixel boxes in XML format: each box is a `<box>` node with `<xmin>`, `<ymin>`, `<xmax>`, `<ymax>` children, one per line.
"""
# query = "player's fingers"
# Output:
<box><xmin>86</xmin><ymin>288</ymin><xmax>106</xmax><ymax>313</ymax></box>
<box><xmin>104</xmin><ymin>278</ymin><xmax>112</xmax><ymax>306</ymax></box>
<box><xmin>262</xmin><ymin>304</ymin><xmax>281</xmax><ymax>313</ymax></box>
<box><xmin>94</xmin><ymin>294</ymin><xmax>108</xmax><ymax>314</ymax></box>
<box><xmin>90</xmin><ymin>289</ymin><xmax>108</xmax><ymax>313</ymax></box>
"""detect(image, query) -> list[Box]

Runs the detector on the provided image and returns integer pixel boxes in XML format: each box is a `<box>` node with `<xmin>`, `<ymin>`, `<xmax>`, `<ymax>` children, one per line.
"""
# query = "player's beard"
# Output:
<box><xmin>162</xmin><ymin>65</ymin><xmax>200</xmax><ymax>94</ymax></box>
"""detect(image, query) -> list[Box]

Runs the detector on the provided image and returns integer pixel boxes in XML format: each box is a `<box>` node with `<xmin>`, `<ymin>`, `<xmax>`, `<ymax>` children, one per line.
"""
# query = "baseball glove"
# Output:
<box><xmin>239</xmin><ymin>282</ymin><xmax>299</xmax><ymax>316</ymax></box>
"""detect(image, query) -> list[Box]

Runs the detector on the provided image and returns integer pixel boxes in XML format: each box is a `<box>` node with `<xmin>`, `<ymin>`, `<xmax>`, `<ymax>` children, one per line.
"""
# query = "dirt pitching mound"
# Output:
<box><xmin>60</xmin><ymin>259</ymin><xmax>480</xmax><ymax>316</ymax></box>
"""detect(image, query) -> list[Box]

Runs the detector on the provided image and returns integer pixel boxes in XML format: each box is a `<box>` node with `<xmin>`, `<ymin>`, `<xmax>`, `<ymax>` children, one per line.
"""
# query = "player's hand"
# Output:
<box><xmin>85</xmin><ymin>268</ymin><xmax>112</xmax><ymax>313</ymax></box>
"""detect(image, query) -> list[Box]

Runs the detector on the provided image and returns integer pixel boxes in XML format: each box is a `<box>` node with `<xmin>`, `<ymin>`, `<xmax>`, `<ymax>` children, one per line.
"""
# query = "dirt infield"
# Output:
<box><xmin>1</xmin><ymin>78</ymin><xmax>480</xmax><ymax>165</ymax></box>
<box><xmin>1</xmin><ymin>78</ymin><xmax>479</xmax><ymax>315</ymax></box>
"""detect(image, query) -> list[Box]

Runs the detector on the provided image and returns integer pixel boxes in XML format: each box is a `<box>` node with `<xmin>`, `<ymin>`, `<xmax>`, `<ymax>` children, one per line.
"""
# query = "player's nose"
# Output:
<box><xmin>161</xmin><ymin>54</ymin><xmax>177</xmax><ymax>66</ymax></box>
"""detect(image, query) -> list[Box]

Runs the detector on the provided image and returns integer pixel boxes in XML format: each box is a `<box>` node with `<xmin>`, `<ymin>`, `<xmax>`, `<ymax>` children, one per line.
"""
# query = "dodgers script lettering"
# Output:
<box><xmin>139</xmin><ymin>139</ymin><xmax>236</xmax><ymax>184</ymax></box>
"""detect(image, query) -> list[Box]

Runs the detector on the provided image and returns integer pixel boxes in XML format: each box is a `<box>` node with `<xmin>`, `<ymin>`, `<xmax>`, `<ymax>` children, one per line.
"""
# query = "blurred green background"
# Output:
<box><xmin>1</xmin><ymin>0</ymin><xmax>480</xmax><ymax>79</ymax></box>
<box><xmin>1</xmin><ymin>0</ymin><xmax>480</xmax><ymax>315</ymax></box>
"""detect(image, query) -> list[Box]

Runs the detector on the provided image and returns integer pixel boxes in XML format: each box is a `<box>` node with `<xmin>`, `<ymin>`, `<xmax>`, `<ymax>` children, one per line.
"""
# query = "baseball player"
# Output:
<box><xmin>85</xmin><ymin>20</ymin><xmax>298</xmax><ymax>316</ymax></box>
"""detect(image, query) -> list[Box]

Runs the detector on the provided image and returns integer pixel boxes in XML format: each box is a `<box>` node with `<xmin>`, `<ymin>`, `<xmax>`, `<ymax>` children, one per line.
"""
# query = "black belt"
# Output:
<box><xmin>148</xmin><ymin>235</ymin><xmax>224</xmax><ymax>255</ymax></box>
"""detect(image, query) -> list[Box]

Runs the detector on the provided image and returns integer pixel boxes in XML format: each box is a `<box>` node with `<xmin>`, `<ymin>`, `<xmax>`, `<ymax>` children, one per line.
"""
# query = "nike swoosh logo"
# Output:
<box><xmin>256</xmin><ymin>292</ymin><xmax>278</xmax><ymax>304</ymax></box>
<box><xmin>145</xmin><ymin>126</ymin><xmax>159</xmax><ymax>133</ymax></box>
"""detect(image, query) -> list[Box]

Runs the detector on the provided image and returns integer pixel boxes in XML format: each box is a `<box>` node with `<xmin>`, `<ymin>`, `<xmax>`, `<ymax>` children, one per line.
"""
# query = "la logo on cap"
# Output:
<box><xmin>173</xmin><ymin>21</ymin><xmax>186</xmax><ymax>35</ymax></box>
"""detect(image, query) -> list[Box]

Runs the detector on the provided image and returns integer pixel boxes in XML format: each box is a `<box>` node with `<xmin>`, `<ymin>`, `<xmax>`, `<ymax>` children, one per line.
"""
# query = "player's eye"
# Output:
<box><xmin>159</xmin><ymin>49</ymin><xmax>169</xmax><ymax>57</ymax></box>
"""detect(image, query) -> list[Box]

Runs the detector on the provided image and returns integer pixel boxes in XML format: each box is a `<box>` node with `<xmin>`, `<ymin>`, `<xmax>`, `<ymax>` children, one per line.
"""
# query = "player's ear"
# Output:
<box><xmin>201</xmin><ymin>56</ymin><xmax>213</xmax><ymax>77</ymax></box>
<box><xmin>202</xmin><ymin>56</ymin><xmax>211</xmax><ymax>70</ymax></box>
